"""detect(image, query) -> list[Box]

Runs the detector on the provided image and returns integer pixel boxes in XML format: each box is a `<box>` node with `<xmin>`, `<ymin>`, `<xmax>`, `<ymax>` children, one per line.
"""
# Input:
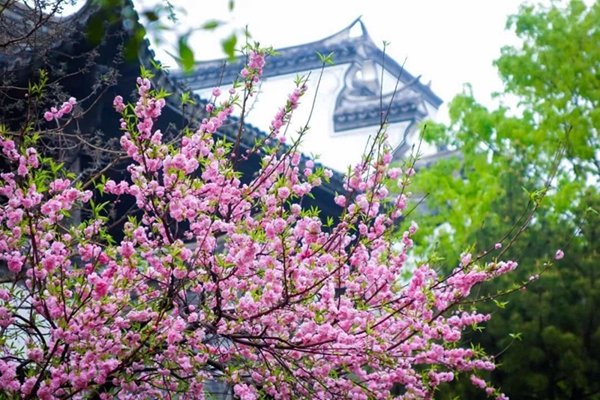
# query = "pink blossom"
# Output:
<box><xmin>470</xmin><ymin>375</ymin><xmax>487</xmax><ymax>389</ymax></box>
<box><xmin>388</xmin><ymin>167</ymin><xmax>402</xmax><ymax>179</ymax></box>
<box><xmin>113</xmin><ymin>95</ymin><xmax>125</xmax><ymax>112</ymax></box>
<box><xmin>44</xmin><ymin>98</ymin><xmax>77</xmax><ymax>122</ymax></box>
<box><xmin>409</xmin><ymin>221</ymin><xmax>418</xmax><ymax>235</ymax></box>
<box><xmin>334</xmin><ymin>195</ymin><xmax>346</xmax><ymax>207</ymax></box>
<box><xmin>27</xmin><ymin>347</ymin><xmax>44</xmax><ymax>363</ymax></box>
<box><xmin>460</xmin><ymin>253</ymin><xmax>472</xmax><ymax>267</ymax></box>
<box><xmin>277</xmin><ymin>186</ymin><xmax>290</xmax><ymax>199</ymax></box>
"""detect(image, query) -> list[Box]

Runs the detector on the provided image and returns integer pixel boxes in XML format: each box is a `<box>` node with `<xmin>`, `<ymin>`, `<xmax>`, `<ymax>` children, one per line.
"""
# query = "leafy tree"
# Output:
<box><xmin>413</xmin><ymin>1</ymin><xmax>600</xmax><ymax>398</ymax></box>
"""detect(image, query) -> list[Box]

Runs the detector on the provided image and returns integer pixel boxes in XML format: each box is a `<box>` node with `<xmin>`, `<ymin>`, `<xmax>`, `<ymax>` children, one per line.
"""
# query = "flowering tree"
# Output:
<box><xmin>0</xmin><ymin>45</ymin><xmax>560</xmax><ymax>399</ymax></box>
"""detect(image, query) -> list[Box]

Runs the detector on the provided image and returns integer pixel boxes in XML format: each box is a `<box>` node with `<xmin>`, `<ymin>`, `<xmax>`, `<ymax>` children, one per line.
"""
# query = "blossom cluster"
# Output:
<box><xmin>43</xmin><ymin>97</ymin><xmax>77</xmax><ymax>121</ymax></box>
<box><xmin>240</xmin><ymin>50</ymin><xmax>266</xmax><ymax>83</ymax></box>
<box><xmin>270</xmin><ymin>83</ymin><xmax>308</xmax><ymax>142</ymax></box>
<box><xmin>0</xmin><ymin>45</ymin><xmax>542</xmax><ymax>400</ymax></box>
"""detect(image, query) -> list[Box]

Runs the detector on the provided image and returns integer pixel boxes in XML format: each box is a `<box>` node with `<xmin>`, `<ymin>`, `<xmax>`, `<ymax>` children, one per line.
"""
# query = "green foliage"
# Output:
<box><xmin>221</xmin><ymin>33</ymin><xmax>238</xmax><ymax>61</ymax></box>
<box><xmin>496</xmin><ymin>0</ymin><xmax>600</xmax><ymax>177</ymax></box>
<box><xmin>177</xmin><ymin>35</ymin><xmax>195</xmax><ymax>72</ymax></box>
<box><xmin>410</xmin><ymin>0</ymin><xmax>600</xmax><ymax>398</ymax></box>
<box><xmin>86</xmin><ymin>0</ymin><xmax>240</xmax><ymax>71</ymax></box>
<box><xmin>316</xmin><ymin>51</ymin><xmax>335</xmax><ymax>66</ymax></box>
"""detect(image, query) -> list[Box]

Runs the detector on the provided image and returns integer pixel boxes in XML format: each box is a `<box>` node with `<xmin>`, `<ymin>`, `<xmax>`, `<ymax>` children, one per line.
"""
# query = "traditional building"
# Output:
<box><xmin>172</xmin><ymin>18</ymin><xmax>442</xmax><ymax>172</ymax></box>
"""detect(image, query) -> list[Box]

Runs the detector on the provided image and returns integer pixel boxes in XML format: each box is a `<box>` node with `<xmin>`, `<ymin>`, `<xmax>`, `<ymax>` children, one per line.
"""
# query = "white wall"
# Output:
<box><xmin>197</xmin><ymin>63</ymin><xmax>435</xmax><ymax>172</ymax></box>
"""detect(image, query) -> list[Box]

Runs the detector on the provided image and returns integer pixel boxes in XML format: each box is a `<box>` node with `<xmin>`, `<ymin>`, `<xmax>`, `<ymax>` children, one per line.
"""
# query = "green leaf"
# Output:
<box><xmin>180</xmin><ymin>92</ymin><xmax>196</xmax><ymax>106</ymax></box>
<box><xmin>316</xmin><ymin>51</ymin><xmax>335</xmax><ymax>66</ymax></box>
<box><xmin>201</xmin><ymin>20</ymin><xmax>223</xmax><ymax>30</ymax></box>
<box><xmin>86</xmin><ymin>15</ymin><xmax>105</xmax><ymax>46</ymax></box>
<box><xmin>221</xmin><ymin>33</ymin><xmax>238</xmax><ymax>61</ymax></box>
<box><xmin>149</xmin><ymin>59</ymin><xmax>169</xmax><ymax>72</ymax></box>
<box><xmin>144</xmin><ymin>11</ymin><xmax>159</xmax><ymax>22</ymax></box>
<box><xmin>178</xmin><ymin>37</ymin><xmax>195</xmax><ymax>73</ymax></box>
<box><xmin>124</xmin><ymin>30</ymin><xmax>145</xmax><ymax>62</ymax></box>
<box><xmin>492</xmin><ymin>299</ymin><xmax>509</xmax><ymax>309</ymax></box>
<box><xmin>509</xmin><ymin>332</ymin><xmax>523</xmax><ymax>342</ymax></box>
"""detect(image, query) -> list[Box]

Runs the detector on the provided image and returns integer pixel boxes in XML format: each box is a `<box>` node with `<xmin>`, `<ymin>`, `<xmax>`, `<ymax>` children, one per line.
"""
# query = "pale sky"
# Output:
<box><xmin>138</xmin><ymin>0</ymin><xmax>528</xmax><ymax>124</ymax></box>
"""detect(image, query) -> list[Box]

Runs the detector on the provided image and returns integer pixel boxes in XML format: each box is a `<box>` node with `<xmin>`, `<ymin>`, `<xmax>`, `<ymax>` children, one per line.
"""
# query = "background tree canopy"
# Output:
<box><xmin>413</xmin><ymin>0</ymin><xmax>600</xmax><ymax>398</ymax></box>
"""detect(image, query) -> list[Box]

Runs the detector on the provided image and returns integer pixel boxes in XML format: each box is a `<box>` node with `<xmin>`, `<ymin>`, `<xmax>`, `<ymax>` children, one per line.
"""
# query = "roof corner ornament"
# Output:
<box><xmin>347</xmin><ymin>17</ymin><xmax>369</xmax><ymax>39</ymax></box>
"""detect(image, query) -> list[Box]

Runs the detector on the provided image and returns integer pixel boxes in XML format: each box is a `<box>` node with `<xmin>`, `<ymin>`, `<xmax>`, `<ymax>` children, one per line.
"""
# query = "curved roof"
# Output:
<box><xmin>170</xmin><ymin>18</ymin><xmax>442</xmax><ymax>135</ymax></box>
<box><xmin>171</xmin><ymin>18</ymin><xmax>442</xmax><ymax>108</ymax></box>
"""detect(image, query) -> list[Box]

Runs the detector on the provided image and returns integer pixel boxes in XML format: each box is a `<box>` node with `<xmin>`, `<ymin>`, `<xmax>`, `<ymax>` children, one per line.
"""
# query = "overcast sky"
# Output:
<box><xmin>137</xmin><ymin>0</ymin><xmax>531</xmax><ymax>124</ymax></box>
